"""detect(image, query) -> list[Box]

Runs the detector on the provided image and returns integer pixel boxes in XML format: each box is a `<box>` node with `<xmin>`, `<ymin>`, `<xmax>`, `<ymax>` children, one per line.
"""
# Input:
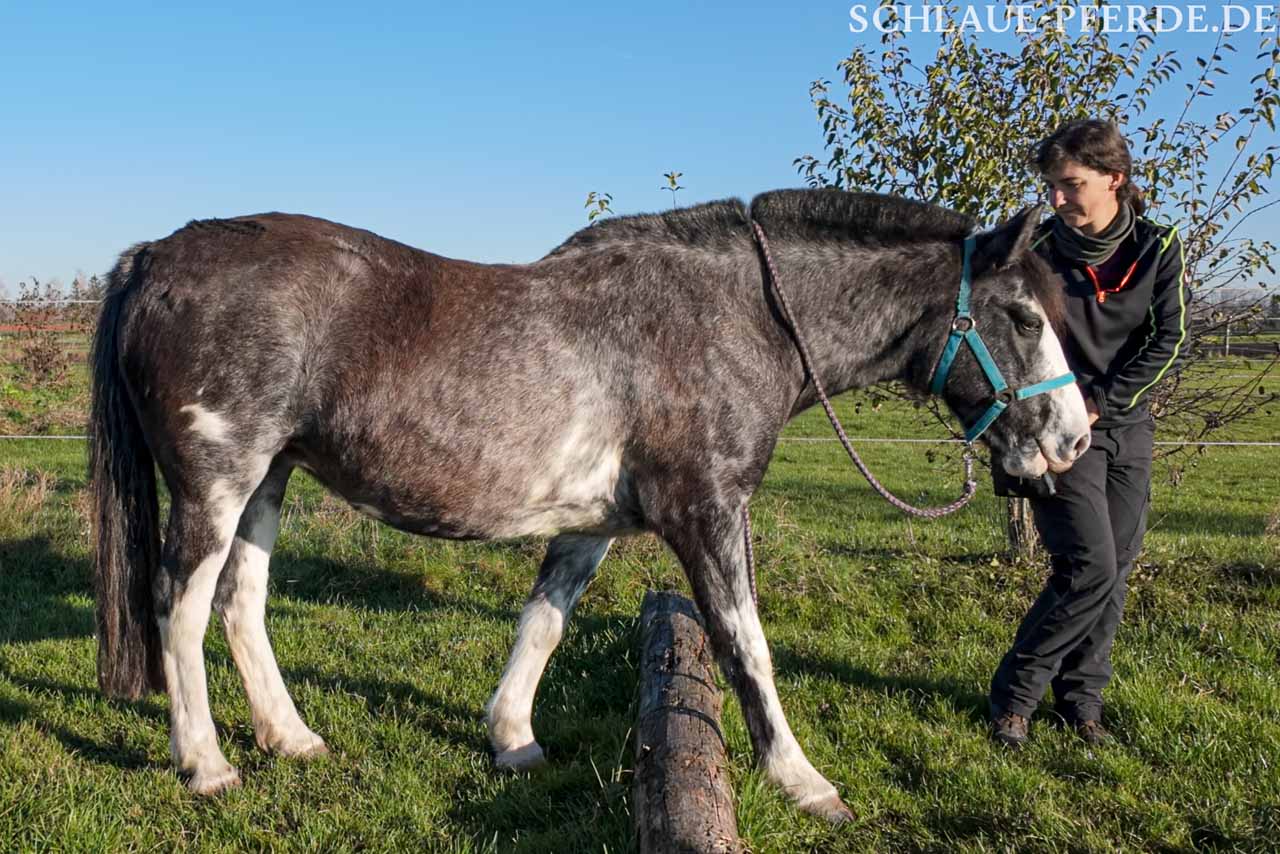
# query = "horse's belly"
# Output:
<box><xmin>343</xmin><ymin>474</ymin><xmax>638</xmax><ymax>539</ymax></box>
<box><xmin>291</xmin><ymin>430</ymin><xmax>640</xmax><ymax>540</ymax></box>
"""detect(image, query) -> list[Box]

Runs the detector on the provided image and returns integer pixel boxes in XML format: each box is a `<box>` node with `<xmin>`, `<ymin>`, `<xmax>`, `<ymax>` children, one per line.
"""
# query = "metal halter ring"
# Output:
<box><xmin>952</xmin><ymin>315</ymin><xmax>975</xmax><ymax>332</ymax></box>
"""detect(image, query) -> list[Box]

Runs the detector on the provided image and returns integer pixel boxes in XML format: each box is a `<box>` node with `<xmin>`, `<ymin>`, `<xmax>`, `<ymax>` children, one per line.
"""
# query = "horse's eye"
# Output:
<box><xmin>1016</xmin><ymin>316</ymin><xmax>1043</xmax><ymax>335</ymax></box>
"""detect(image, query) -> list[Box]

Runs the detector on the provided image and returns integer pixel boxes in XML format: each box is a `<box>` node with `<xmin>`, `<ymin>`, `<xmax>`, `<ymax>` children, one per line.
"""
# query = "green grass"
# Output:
<box><xmin>0</xmin><ymin>382</ymin><xmax>1277</xmax><ymax>851</ymax></box>
<box><xmin>0</xmin><ymin>337</ymin><xmax>90</xmax><ymax>435</ymax></box>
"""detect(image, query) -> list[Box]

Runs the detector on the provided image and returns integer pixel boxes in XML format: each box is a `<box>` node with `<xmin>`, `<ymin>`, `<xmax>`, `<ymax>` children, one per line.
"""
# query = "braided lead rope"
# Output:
<box><xmin>750</xmin><ymin>220</ymin><xmax>978</xmax><ymax>521</ymax></box>
<box><xmin>741</xmin><ymin>221</ymin><xmax>978</xmax><ymax>606</ymax></box>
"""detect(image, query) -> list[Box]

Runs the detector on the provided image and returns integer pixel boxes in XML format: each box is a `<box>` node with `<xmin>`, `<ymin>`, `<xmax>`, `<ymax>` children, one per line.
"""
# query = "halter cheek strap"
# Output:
<box><xmin>930</xmin><ymin>237</ymin><xmax>1077</xmax><ymax>443</ymax></box>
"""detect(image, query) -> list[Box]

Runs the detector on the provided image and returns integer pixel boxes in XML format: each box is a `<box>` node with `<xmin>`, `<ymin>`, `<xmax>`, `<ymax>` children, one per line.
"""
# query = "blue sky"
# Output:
<box><xmin>1</xmin><ymin>2</ymin><xmax>1276</xmax><ymax>290</ymax></box>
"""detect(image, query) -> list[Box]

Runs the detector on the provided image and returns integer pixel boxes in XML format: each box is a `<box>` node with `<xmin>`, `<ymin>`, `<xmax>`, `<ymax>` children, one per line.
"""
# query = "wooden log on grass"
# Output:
<box><xmin>634</xmin><ymin>590</ymin><xmax>741</xmax><ymax>854</ymax></box>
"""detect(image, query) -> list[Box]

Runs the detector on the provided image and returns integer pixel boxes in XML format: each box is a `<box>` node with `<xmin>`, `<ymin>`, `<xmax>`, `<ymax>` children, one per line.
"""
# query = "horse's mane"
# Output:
<box><xmin>542</xmin><ymin>198</ymin><xmax>751</xmax><ymax>257</ymax></box>
<box><xmin>544</xmin><ymin>189</ymin><xmax>978</xmax><ymax>259</ymax></box>
<box><xmin>748</xmin><ymin>190</ymin><xmax>1066</xmax><ymax>328</ymax></box>
<box><xmin>749</xmin><ymin>189</ymin><xmax>976</xmax><ymax>245</ymax></box>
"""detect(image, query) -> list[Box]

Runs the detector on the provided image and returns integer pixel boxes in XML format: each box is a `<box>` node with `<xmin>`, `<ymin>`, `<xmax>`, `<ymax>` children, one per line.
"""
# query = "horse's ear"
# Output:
<box><xmin>973</xmin><ymin>204</ymin><xmax>1045</xmax><ymax>272</ymax></box>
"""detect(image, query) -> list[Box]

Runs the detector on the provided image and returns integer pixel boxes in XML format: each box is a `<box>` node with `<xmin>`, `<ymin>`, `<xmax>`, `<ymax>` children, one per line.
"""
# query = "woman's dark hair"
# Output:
<box><xmin>1033</xmin><ymin>119</ymin><xmax>1146</xmax><ymax>216</ymax></box>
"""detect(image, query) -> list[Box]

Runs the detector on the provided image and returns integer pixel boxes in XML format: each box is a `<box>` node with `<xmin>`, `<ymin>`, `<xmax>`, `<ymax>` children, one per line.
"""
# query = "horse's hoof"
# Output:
<box><xmin>186</xmin><ymin>764</ymin><xmax>242</xmax><ymax>796</ymax></box>
<box><xmin>265</xmin><ymin>728</ymin><xmax>329</xmax><ymax>759</ymax></box>
<box><xmin>281</xmin><ymin>737</ymin><xmax>329</xmax><ymax>760</ymax></box>
<box><xmin>799</xmin><ymin>792</ymin><xmax>855</xmax><ymax>824</ymax></box>
<box><xmin>493</xmin><ymin>741</ymin><xmax>546</xmax><ymax>772</ymax></box>
<box><xmin>292</xmin><ymin>738</ymin><xmax>330</xmax><ymax>759</ymax></box>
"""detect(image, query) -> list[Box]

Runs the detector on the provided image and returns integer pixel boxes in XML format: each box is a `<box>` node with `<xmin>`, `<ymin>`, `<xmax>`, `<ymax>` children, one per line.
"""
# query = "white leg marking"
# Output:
<box><xmin>729</xmin><ymin>598</ymin><xmax>847</xmax><ymax>817</ymax></box>
<box><xmin>488</xmin><ymin>597</ymin><xmax>561</xmax><ymax>770</ymax></box>
<box><xmin>487</xmin><ymin>537</ymin><xmax>610</xmax><ymax>769</ymax></box>
<box><xmin>220</xmin><ymin>497</ymin><xmax>327</xmax><ymax>759</ymax></box>
<box><xmin>161</xmin><ymin>478</ymin><xmax>251</xmax><ymax>795</ymax></box>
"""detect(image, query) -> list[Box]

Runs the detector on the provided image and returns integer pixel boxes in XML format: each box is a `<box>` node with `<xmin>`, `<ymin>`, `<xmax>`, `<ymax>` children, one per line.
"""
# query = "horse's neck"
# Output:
<box><xmin>768</xmin><ymin>240</ymin><xmax>953</xmax><ymax>409</ymax></box>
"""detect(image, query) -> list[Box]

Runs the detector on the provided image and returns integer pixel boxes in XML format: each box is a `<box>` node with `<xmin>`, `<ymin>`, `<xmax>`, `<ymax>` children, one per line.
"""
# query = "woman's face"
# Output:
<box><xmin>1043</xmin><ymin>159</ymin><xmax>1124</xmax><ymax>234</ymax></box>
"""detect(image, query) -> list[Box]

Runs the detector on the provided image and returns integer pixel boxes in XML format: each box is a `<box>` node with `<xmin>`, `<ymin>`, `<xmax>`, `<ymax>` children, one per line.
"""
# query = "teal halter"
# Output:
<box><xmin>930</xmin><ymin>236</ymin><xmax>1077</xmax><ymax>443</ymax></box>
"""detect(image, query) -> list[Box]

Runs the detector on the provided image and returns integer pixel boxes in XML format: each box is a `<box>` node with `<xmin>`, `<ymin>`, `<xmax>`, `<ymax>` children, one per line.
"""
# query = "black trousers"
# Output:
<box><xmin>990</xmin><ymin>417</ymin><xmax>1155</xmax><ymax>723</ymax></box>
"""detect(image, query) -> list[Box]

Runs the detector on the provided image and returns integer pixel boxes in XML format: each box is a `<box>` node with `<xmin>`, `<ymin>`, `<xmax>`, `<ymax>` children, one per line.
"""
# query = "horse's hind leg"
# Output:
<box><xmin>487</xmin><ymin>534</ymin><xmax>612</xmax><ymax>770</ymax></box>
<box><xmin>156</xmin><ymin>465</ymin><xmax>267</xmax><ymax>795</ymax></box>
<box><xmin>213</xmin><ymin>457</ymin><xmax>327</xmax><ymax>759</ymax></box>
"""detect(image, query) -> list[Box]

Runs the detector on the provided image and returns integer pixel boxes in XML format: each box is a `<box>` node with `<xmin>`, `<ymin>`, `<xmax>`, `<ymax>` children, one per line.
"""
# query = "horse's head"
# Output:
<box><xmin>932</xmin><ymin>206</ymin><xmax>1090</xmax><ymax>478</ymax></box>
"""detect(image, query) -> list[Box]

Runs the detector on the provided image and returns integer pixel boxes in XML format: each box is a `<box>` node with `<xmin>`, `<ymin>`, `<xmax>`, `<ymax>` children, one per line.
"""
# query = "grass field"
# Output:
<box><xmin>0</xmin><ymin>372</ymin><xmax>1277</xmax><ymax>851</ymax></box>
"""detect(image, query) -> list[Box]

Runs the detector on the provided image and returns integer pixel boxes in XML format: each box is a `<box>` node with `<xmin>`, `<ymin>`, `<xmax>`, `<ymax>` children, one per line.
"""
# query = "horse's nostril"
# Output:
<box><xmin>1072</xmin><ymin>433</ymin><xmax>1090</xmax><ymax>459</ymax></box>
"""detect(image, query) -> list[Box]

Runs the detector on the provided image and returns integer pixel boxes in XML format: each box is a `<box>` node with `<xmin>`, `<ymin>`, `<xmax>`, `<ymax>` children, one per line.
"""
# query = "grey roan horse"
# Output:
<box><xmin>91</xmin><ymin>189</ymin><xmax>1088</xmax><ymax>821</ymax></box>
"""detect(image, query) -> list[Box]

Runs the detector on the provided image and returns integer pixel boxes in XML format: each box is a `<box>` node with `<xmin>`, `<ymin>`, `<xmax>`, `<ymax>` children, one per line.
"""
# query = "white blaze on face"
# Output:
<box><xmin>1013</xmin><ymin>300</ymin><xmax>1089</xmax><ymax>474</ymax></box>
<box><xmin>1034</xmin><ymin>302</ymin><xmax>1088</xmax><ymax>421</ymax></box>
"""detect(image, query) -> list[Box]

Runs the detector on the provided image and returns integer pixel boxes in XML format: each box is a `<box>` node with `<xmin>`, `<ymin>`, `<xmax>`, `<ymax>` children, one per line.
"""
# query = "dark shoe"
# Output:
<box><xmin>990</xmin><ymin>712</ymin><xmax>1029</xmax><ymax>749</ymax></box>
<box><xmin>1074</xmin><ymin>719</ymin><xmax>1112</xmax><ymax>746</ymax></box>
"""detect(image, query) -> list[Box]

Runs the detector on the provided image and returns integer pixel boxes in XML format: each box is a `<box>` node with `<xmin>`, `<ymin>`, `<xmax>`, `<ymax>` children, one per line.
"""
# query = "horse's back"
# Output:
<box><xmin>119</xmin><ymin>210</ymin><xmax>506</xmax><ymax>405</ymax></box>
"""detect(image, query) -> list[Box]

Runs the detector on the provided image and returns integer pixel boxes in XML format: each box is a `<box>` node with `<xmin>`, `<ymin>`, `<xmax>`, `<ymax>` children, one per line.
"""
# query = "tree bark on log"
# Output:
<box><xmin>634</xmin><ymin>591</ymin><xmax>741</xmax><ymax>854</ymax></box>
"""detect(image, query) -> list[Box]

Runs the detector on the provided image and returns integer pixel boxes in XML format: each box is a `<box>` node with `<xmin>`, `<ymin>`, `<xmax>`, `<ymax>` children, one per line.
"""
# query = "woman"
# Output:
<box><xmin>989</xmin><ymin>119</ymin><xmax>1190</xmax><ymax>747</ymax></box>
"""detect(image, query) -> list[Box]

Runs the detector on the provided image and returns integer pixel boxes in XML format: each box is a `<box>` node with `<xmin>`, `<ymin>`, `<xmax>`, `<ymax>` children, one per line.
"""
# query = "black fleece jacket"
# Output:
<box><xmin>1031</xmin><ymin>214</ymin><xmax>1190</xmax><ymax>427</ymax></box>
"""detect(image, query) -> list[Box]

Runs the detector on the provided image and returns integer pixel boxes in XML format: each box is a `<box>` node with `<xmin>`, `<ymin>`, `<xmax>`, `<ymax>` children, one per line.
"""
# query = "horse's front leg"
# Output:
<box><xmin>658</xmin><ymin>499</ymin><xmax>853</xmax><ymax>823</ymax></box>
<box><xmin>487</xmin><ymin>535</ymin><xmax>612</xmax><ymax>770</ymax></box>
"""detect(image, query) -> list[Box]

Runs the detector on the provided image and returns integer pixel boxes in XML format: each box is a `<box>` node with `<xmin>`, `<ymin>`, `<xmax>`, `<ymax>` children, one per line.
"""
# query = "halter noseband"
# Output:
<box><xmin>929</xmin><ymin>236</ymin><xmax>1076</xmax><ymax>443</ymax></box>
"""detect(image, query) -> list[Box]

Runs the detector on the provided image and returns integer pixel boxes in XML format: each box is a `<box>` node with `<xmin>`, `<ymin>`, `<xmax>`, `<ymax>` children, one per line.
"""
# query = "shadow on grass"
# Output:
<box><xmin>0</xmin><ymin>535</ymin><xmax>94</xmax><ymax>644</ymax></box>
<box><xmin>817</xmin><ymin>540</ymin><xmax>1006</xmax><ymax>567</ymax></box>
<box><xmin>772</xmin><ymin>645</ymin><xmax>991</xmax><ymax>728</ymax></box>
<box><xmin>0</xmin><ymin>662</ymin><xmax>167</xmax><ymax>771</ymax></box>
<box><xmin>282</xmin><ymin>612</ymin><xmax>640</xmax><ymax>853</ymax></box>
<box><xmin>0</xmin><ymin>692</ymin><xmax>34</xmax><ymax>721</ymax></box>
<box><xmin>1</xmin><ymin>528</ymin><xmax>648</xmax><ymax>835</ymax></box>
<box><xmin>268</xmin><ymin>546</ymin><xmax>545</xmax><ymax>619</ymax></box>
<box><xmin>46</xmin><ymin>728</ymin><xmax>155</xmax><ymax>771</ymax></box>
<box><xmin>282</xmin><ymin>665</ymin><xmax>490</xmax><ymax>754</ymax></box>
<box><xmin>0</xmin><ymin>536</ymin><xmax>171</xmax><ymax>773</ymax></box>
<box><xmin>0</xmin><ymin>530</ymin><xmax>539</xmax><ymax>644</ymax></box>
<box><xmin>1216</xmin><ymin>561</ymin><xmax>1280</xmax><ymax>588</ymax></box>
<box><xmin>1188</xmin><ymin>817</ymin><xmax>1249</xmax><ymax>851</ymax></box>
<box><xmin>1149</xmin><ymin>508</ymin><xmax>1269</xmax><ymax>537</ymax></box>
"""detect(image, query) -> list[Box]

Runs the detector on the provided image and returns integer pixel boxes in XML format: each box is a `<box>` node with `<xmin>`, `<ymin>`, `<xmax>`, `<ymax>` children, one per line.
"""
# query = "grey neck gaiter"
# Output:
<box><xmin>1051</xmin><ymin>202</ymin><xmax>1135</xmax><ymax>266</ymax></box>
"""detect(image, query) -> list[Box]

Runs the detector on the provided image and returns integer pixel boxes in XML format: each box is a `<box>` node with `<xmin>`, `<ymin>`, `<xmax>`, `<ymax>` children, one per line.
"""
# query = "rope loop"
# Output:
<box><xmin>750</xmin><ymin>220</ymin><xmax>979</xmax><ymax>520</ymax></box>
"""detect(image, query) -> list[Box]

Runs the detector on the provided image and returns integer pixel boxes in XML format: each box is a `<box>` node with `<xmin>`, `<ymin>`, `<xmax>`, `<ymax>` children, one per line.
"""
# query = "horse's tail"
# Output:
<box><xmin>90</xmin><ymin>243</ymin><xmax>165</xmax><ymax>699</ymax></box>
